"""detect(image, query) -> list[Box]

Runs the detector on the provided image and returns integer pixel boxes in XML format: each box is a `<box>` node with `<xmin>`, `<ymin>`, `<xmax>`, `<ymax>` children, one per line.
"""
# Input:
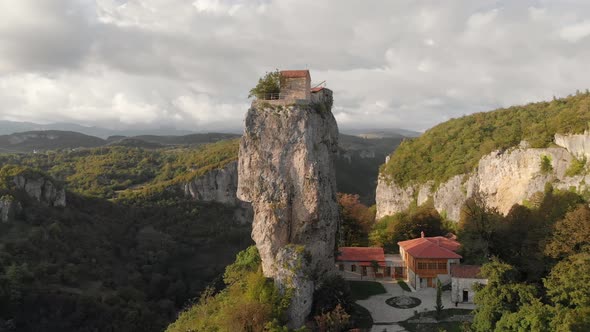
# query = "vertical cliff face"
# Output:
<box><xmin>376</xmin><ymin>134</ymin><xmax>590</xmax><ymax>221</ymax></box>
<box><xmin>13</xmin><ymin>174</ymin><xmax>66</xmax><ymax>207</ymax></box>
<box><xmin>181</xmin><ymin>161</ymin><xmax>252</xmax><ymax>224</ymax></box>
<box><xmin>237</xmin><ymin>101</ymin><xmax>339</xmax><ymax>327</ymax></box>
<box><xmin>0</xmin><ymin>195</ymin><xmax>22</xmax><ymax>222</ymax></box>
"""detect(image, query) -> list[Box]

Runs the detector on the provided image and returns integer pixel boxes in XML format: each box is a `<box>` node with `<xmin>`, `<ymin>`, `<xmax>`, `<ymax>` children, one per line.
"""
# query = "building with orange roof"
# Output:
<box><xmin>254</xmin><ymin>70</ymin><xmax>333</xmax><ymax>105</ymax></box>
<box><xmin>398</xmin><ymin>231</ymin><xmax>462</xmax><ymax>289</ymax></box>
<box><xmin>336</xmin><ymin>247</ymin><xmax>406</xmax><ymax>280</ymax></box>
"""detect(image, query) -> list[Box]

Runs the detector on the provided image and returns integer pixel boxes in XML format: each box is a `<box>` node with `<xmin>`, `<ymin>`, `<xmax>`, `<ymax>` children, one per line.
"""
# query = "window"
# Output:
<box><xmin>438</xmin><ymin>262</ymin><xmax>447</xmax><ymax>270</ymax></box>
<box><xmin>418</xmin><ymin>262</ymin><xmax>427</xmax><ymax>270</ymax></box>
<box><xmin>351</xmin><ymin>265</ymin><xmax>356</xmax><ymax>272</ymax></box>
<box><xmin>339</xmin><ymin>264</ymin><xmax>344</xmax><ymax>271</ymax></box>
<box><xmin>428</xmin><ymin>263</ymin><xmax>437</xmax><ymax>270</ymax></box>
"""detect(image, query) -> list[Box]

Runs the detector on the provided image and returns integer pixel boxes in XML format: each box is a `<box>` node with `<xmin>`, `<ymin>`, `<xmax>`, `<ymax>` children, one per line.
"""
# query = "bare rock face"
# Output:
<box><xmin>0</xmin><ymin>195</ymin><xmax>22</xmax><ymax>223</ymax></box>
<box><xmin>555</xmin><ymin>131</ymin><xmax>590</xmax><ymax>159</ymax></box>
<box><xmin>377</xmin><ymin>138</ymin><xmax>590</xmax><ymax>221</ymax></box>
<box><xmin>181</xmin><ymin>161</ymin><xmax>252</xmax><ymax>224</ymax></box>
<box><xmin>237</xmin><ymin>102</ymin><xmax>339</xmax><ymax>327</ymax></box>
<box><xmin>13</xmin><ymin>175</ymin><xmax>66</xmax><ymax>207</ymax></box>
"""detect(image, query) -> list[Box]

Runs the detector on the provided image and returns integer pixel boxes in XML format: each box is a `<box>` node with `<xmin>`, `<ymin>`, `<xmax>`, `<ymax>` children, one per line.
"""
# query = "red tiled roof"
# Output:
<box><xmin>398</xmin><ymin>236</ymin><xmax>462</xmax><ymax>259</ymax></box>
<box><xmin>311</xmin><ymin>87</ymin><xmax>324</xmax><ymax>92</ymax></box>
<box><xmin>337</xmin><ymin>247</ymin><xmax>385</xmax><ymax>262</ymax></box>
<box><xmin>451</xmin><ymin>265</ymin><xmax>483</xmax><ymax>279</ymax></box>
<box><xmin>280</xmin><ymin>70</ymin><xmax>310</xmax><ymax>78</ymax></box>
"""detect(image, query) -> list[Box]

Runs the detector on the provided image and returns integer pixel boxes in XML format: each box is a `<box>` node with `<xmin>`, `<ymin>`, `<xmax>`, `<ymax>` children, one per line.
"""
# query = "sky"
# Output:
<box><xmin>0</xmin><ymin>0</ymin><xmax>589</xmax><ymax>133</ymax></box>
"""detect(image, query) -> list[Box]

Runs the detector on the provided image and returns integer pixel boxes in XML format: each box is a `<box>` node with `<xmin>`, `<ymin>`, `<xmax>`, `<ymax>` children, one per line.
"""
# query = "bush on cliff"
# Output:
<box><xmin>249</xmin><ymin>70</ymin><xmax>280</xmax><ymax>99</ymax></box>
<box><xmin>166</xmin><ymin>246</ymin><xmax>292</xmax><ymax>332</ymax></box>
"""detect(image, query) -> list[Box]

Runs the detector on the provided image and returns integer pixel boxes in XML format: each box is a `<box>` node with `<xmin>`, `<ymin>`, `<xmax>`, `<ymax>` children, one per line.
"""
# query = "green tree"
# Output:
<box><xmin>493</xmin><ymin>299</ymin><xmax>555</xmax><ymax>332</ymax></box>
<box><xmin>370</xmin><ymin>201</ymin><xmax>444</xmax><ymax>253</ymax></box>
<box><xmin>435</xmin><ymin>279</ymin><xmax>444</xmax><ymax>319</ymax></box>
<box><xmin>544</xmin><ymin>253</ymin><xmax>590</xmax><ymax>308</ymax></box>
<box><xmin>248</xmin><ymin>70</ymin><xmax>280</xmax><ymax>99</ymax></box>
<box><xmin>472</xmin><ymin>259</ymin><xmax>537</xmax><ymax>332</ymax></box>
<box><xmin>457</xmin><ymin>198</ymin><xmax>502</xmax><ymax>264</ymax></box>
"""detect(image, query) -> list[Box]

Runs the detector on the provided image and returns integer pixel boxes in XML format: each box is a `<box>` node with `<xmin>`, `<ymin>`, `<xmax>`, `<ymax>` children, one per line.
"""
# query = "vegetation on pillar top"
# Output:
<box><xmin>248</xmin><ymin>69</ymin><xmax>280</xmax><ymax>99</ymax></box>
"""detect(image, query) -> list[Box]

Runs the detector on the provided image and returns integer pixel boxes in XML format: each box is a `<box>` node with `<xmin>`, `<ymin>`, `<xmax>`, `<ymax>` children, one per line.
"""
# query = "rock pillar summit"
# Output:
<box><xmin>237</xmin><ymin>70</ymin><xmax>339</xmax><ymax>327</ymax></box>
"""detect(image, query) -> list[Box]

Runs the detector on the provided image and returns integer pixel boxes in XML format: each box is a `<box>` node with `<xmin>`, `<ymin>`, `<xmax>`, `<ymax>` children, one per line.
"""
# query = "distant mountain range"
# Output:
<box><xmin>0</xmin><ymin>120</ymin><xmax>421</xmax><ymax>139</ymax></box>
<box><xmin>0</xmin><ymin>130</ymin><xmax>242</xmax><ymax>153</ymax></box>
<box><xmin>0</xmin><ymin>120</ymin><xmax>197</xmax><ymax>139</ymax></box>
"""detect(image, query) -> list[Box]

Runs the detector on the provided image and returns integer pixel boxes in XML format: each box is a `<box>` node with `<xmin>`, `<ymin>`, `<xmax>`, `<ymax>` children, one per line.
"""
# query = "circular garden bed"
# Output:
<box><xmin>385</xmin><ymin>296</ymin><xmax>422</xmax><ymax>309</ymax></box>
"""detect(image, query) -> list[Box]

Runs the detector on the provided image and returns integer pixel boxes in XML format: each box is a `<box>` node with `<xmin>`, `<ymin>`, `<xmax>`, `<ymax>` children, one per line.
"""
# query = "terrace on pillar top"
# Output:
<box><xmin>254</xmin><ymin>69</ymin><xmax>333</xmax><ymax>106</ymax></box>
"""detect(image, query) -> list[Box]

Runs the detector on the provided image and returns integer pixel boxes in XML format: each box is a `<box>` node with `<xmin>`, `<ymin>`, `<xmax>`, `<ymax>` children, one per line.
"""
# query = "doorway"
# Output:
<box><xmin>463</xmin><ymin>290</ymin><xmax>469</xmax><ymax>302</ymax></box>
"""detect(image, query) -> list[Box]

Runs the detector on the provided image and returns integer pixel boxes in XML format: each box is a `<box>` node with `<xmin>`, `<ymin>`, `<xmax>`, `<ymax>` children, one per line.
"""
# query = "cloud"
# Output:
<box><xmin>560</xmin><ymin>20</ymin><xmax>590</xmax><ymax>42</ymax></box>
<box><xmin>0</xmin><ymin>0</ymin><xmax>589</xmax><ymax>133</ymax></box>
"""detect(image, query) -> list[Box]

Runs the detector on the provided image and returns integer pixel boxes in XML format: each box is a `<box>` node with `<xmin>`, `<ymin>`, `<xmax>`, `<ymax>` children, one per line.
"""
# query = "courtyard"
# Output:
<box><xmin>351</xmin><ymin>280</ymin><xmax>475</xmax><ymax>332</ymax></box>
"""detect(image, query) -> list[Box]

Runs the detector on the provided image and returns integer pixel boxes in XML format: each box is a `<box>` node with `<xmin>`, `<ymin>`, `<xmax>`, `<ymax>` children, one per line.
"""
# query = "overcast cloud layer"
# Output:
<box><xmin>0</xmin><ymin>0</ymin><xmax>589</xmax><ymax>133</ymax></box>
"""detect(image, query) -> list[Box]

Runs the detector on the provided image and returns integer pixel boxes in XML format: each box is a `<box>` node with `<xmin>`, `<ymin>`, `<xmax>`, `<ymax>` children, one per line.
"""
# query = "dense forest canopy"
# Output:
<box><xmin>381</xmin><ymin>92</ymin><xmax>590</xmax><ymax>186</ymax></box>
<box><xmin>0</xmin><ymin>139</ymin><xmax>251</xmax><ymax>332</ymax></box>
<box><xmin>0</xmin><ymin>139</ymin><xmax>239</xmax><ymax>199</ymax></box>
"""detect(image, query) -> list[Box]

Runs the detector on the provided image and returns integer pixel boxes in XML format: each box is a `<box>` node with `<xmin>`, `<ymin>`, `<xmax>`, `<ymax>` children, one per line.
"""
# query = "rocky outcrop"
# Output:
<box><xmin>555</xmin><ymin>131</ymin><xmax>590</xmax><ymax>159</ymax></box>
<box><xmin>181</xmin><ymin>161</ymin><xmax>252</xmax><ymax>224</ymax></box>
<box><xmin>13</xmin><ymin>174</ymin><xmax>66</xmax><ymax>207</ymax></box>
<box><xmin>237</xmin><ymin>102</ymin><xmax>339</xmax><ymax>327</ymax></box>
<box><xmin>377</xmin><ymin>137</ymin><xmax>590</xmax><ymax>221</ymax></box>
<box><xmin>0</xmin><ymin>195</ymin><xmax>22</xmax><ymax>222</ymax></box>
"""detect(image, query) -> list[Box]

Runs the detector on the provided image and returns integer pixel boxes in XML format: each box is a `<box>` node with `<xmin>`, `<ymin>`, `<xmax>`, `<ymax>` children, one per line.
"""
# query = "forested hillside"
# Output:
<box><xmin>0</xmin><ymin>139</ymin><xmax>239</xmax><ymax>199</ymax></box>
<box><xmin>0</xmin><ymin>140</ymin><xmax>251</xmax><ymax>332</ymax></box>
<box><xmin>381</xmin><ymin>92</ymin><xmax>590</xmax><ymax>186</ymax></box>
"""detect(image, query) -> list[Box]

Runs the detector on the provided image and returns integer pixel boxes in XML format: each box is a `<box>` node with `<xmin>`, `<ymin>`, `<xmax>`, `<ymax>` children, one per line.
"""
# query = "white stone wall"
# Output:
<box><xmin>408</xmin><ymin>269</ymin><xmax>417</xmax><ymax>289</ymax></box>
<box><xmin>451</xmin><ymin>277</ymin><xmax>487</xmax><ymax>303</ymax></box>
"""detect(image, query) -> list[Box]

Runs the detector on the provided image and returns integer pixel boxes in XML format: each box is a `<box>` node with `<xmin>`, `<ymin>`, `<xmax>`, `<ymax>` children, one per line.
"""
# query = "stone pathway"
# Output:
<box><xmin>354</xmin><ymin>280</ymin><xmax>476</xmax><ymax>331</ymax></box>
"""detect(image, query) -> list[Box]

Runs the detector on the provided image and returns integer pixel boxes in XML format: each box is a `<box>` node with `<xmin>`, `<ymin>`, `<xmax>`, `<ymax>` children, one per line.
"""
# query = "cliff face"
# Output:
<box><xmin>237</xmin><ymin>101</ymin><xmax>339</xmax><ymax>327</ymax></box>
<box><xmin>181</xmin><ymin>161</ymin><xmax>252</xmax><ymax>224</ymax></box>
<box><xmin>0</xmin><ymin>195</ymin><xmax>22</xmax><ymax>222</ymax></box>
<box><xmin>13</xmin><ymin>174</ymin><xmax>66</xmax><ymax>208</ymax></box>
<box><xmin>377</xmin><ymin>133</ymin><xmax>590</xmax><ymax>221</ymax></box>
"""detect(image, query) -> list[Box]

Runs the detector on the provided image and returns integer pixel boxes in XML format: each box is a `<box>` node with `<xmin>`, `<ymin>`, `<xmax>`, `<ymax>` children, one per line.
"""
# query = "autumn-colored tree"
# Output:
<box><xmin>545</xmin><ymin>204</ymin><xmax>590</xmax><ymax>259</ymax></box>
<box><xmin>338</xmin><ymin>193</ymin><xmax>375</xmax><ymax>246</ymax></box>
<box><xmin>314</xmin><ymin>304</ymin><xmax>350</xmax><ymax>332</ymax></box>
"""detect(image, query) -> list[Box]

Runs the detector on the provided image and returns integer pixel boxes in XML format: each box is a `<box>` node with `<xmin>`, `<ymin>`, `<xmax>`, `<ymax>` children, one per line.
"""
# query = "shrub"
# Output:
<box><xmin>565</xmin><ymin>157</ymin><xmax>587</xmax><ymax>177</ymax></box>
<box><xmin>249</xmin><ymin>70</ymin><xmax>280</xmax><ymax>99</ymax></box>
<box><xmin>540</xmin><ymin>155</ymin><xmax>553</xmax><ymax>174</ymax></box>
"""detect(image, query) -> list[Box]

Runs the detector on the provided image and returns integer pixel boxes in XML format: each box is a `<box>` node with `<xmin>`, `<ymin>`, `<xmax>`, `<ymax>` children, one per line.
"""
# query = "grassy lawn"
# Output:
<box><xmin>348</xmin><ymin>280</ymin><xmax>387</xmax><ymax>300</ymax></box>
<box><xmin>397</xmin><ymin>279</ymin><xmax>411</xmax><ymax>291</ymax></box>
<box><xmin>350</xmin><ymin>303</ymin><xmax>373</xmax><ymax>329</ymax></box>
<box><xmin>398</xmin><ymin>309</ymin><xmax>473</xmax><ymax>332</ymax></box>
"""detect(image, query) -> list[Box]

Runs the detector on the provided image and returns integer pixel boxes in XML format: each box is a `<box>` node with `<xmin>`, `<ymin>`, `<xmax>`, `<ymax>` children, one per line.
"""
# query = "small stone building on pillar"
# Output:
<box><xmin>279</xmin><ymin>70</ymin><xmax>311</xmax><ymax>101</ymax></box>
